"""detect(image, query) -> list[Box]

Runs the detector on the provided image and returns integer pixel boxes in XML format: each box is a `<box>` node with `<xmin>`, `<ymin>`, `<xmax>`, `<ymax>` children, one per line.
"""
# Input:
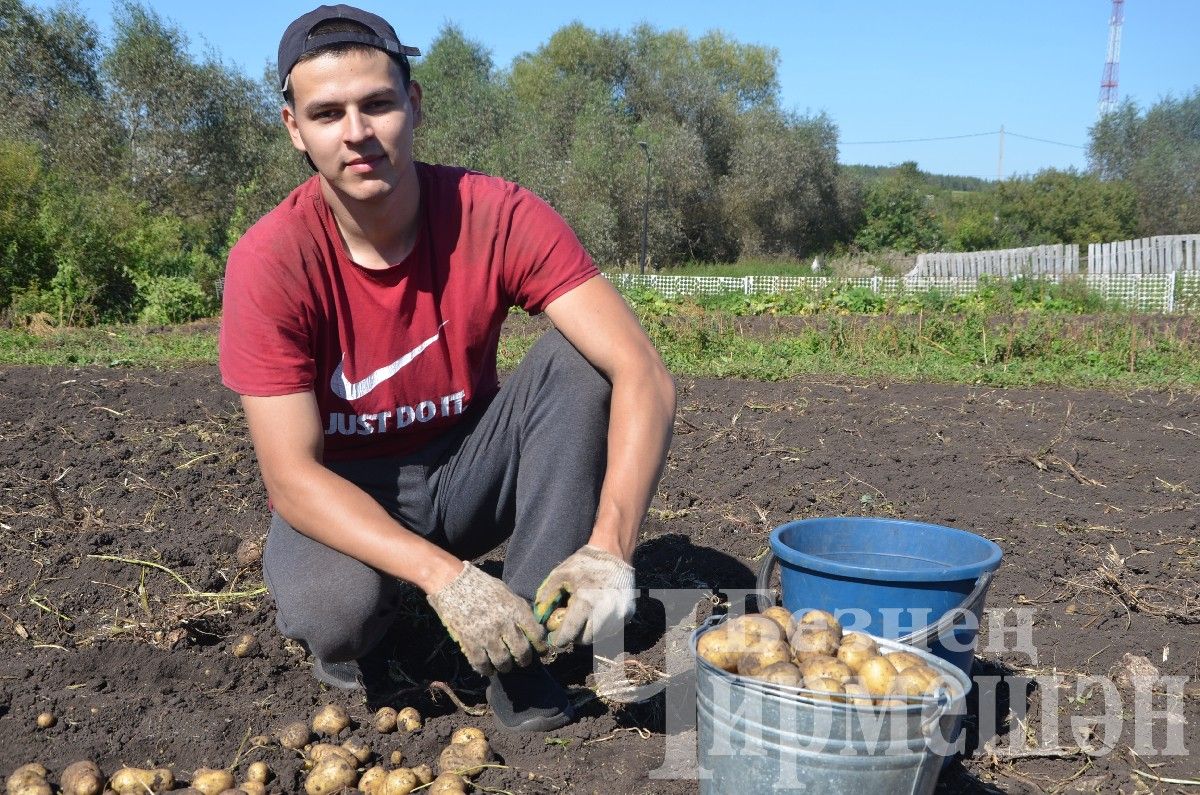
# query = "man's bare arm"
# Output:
<box><xmin>543</xmin><ymin>276</ymin><xmax>676</xmax><ymax>562</ymax></box>
<box><xmin>240</xmin><ymin>391</ymin><xmax>463</xmax><ymax>594</ymax></box>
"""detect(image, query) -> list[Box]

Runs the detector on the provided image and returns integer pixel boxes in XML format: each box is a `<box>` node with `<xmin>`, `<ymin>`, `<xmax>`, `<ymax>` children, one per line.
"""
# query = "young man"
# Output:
<box><xmin>218</xmin><ymin>5</ymin><xmax>675</xmax><ymax>732</ymax></box>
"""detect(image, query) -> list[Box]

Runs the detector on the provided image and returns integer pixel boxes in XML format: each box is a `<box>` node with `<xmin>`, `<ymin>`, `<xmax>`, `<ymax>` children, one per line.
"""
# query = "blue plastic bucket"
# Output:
<box><xmin>768</xmin><ymin>517</ymin><xmax>1003</xmax><ymax>661</ymax></box>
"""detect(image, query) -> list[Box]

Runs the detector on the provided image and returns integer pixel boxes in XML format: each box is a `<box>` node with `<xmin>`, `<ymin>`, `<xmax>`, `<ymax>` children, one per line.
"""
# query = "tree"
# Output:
<box><xmin>854</xmin><ymin>162</ymin><xmax>945</xmax><ymax>254</ymax></box>
<box><xmin>1088</xmin><ymin>91</ymin><xmax>1200</xmax><ymax>235</ymax></box>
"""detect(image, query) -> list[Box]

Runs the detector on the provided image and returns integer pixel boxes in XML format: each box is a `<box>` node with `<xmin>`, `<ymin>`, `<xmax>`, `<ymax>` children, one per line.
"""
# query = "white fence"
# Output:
<box><xmin>1087</xmin><ymin>235</ymin><xmax>1200</xmax><ymax>274</ymax></box>
<box><xmin>606</xmin><ymin>271</ymin><xmax>1200</xmax><ymax>314</ymax></box>
<box><xmin>907</xmin><ymin>244</ymin><xmax>1080</xmax><ymax>278</ymax></box>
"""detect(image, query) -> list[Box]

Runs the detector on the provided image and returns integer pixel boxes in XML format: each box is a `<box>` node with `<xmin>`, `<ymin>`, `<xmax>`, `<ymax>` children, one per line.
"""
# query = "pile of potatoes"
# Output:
<box><xmin>305</xmin><ymin>723</ymin><xmax>487</xmax><ymax>795</ymax></box>
<box><xmin>697</xmin><ymin>608</ymin><xmax>951</xmax><ymax>707</ymax></box>
<box><xmin>6</xmin><ymin>700</ymin><xmax>486</xmax><ymax>795</ymax></box>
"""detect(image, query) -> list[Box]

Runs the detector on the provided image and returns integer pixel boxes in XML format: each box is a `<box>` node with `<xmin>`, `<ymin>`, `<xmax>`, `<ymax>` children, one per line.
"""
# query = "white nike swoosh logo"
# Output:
<box><xmin>330</xmin><ymin>321</ymin><xmax>448</xmax><ymax>401</ymax></box>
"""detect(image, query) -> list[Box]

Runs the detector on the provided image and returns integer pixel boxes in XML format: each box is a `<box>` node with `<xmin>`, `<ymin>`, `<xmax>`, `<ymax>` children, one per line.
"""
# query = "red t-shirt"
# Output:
<box><xmin>219</xmin><ymin>163</ymin><xmax>599</xmax><ymax>462</ymax></box>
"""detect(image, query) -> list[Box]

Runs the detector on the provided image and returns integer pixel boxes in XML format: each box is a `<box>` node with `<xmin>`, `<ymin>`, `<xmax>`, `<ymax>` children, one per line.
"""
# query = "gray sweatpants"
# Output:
<box><xmin>262</xmin><ymin>330</ymin><xmax>611</xmax><ymax>663</ymax></box>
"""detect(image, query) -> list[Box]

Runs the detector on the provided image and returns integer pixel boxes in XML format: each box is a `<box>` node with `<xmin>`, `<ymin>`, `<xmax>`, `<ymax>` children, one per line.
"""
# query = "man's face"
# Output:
<box><xmin>282</xmin><ymin>48</ymin><xmax>422</xmax><ymax>204</ymax></box>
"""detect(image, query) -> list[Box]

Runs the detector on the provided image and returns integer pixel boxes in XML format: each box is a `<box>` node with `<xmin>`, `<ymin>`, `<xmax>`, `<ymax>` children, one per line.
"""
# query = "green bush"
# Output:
<box><xmin>136</xmin><ymin>275</ymin><xmax>212</xmax><ymax>324</ymax></box>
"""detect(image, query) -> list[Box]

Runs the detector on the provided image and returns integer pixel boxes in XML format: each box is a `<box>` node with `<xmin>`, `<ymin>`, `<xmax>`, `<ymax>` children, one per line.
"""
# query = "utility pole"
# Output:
<box><xmin>638</xmin><ymin>141</ymin><xmax>651</xmax><ymax>275</ymax></box>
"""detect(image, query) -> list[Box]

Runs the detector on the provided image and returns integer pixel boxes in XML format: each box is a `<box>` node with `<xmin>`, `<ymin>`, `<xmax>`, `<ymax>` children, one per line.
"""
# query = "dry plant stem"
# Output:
<box><xmin>429</xmin><ymin>681</ymin><xmax>488</xmax><ymax>716</ymax></box>
<box><xmin>87</xmin><ymin>554</ymin><xmax>197</xmax><ymax>592</ymax></box>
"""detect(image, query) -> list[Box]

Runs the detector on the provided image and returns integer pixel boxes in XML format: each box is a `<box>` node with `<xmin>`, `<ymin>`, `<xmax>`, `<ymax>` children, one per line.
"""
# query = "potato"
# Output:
<box><xmin>190</xmin><ymin>768</ymin><xmax>234</xmax><ymax>795</ymax></box>
<box><xmin>842</xmin><ymin>680</ymin><xmax>874</xmax><ymax>706</ymax></box>
<box><xmin>759</xmin><ymin>606</ymin><xmax>796</xmax><ymax>638</ymax></box>
<box><xmin>277</xmin><ymin>720</ymin><xmax>311</xmax><ymax>750</ymax></box>
<box><xmin>381</xmin><ymin>768</ymin><xmax>420</xmax><ymax>795</ymax></box>
<box><xmin>428</xmin><ymin>774</ymin><xmax>468</xmax><ymax>794</ymax></box>
<box><xmin>303</xmin><ymin>757</ymin><xmax>357</xmax><ymax>795</ymax></box>
<box><xmin>108</xmin><ymin>767</ymin><xmax>174</xmax><ymax>795</ymax></box>
<box><xmin>836</xmin><ymin>641</ymin><xmax>876</xmax><ymax>673</ymax></box>
<box><xmin>231</xmin><ymin>634</ymin><xmax>259</xmax><ymax>658</ymax></box>
<box><xmin>890</xmin><ymin>664</ymin><xmax>947</xmax><ymax>698</ymax></box>
<box><xmin>35</xmin><ymin>712</ymin><xmax>55</xmax><ymax>729</ymax></box>
<box><xmin>789</xmin><ymin>627</ymin><xmax>839</xmax><ymax>661</ymax></box>
<box><xmin>450</xmin><ymin>726</ymin><xmax>486</xmax><ymax>745</ymax></box>
<box><xmin>841</xmin><ymin>631</ymin><xmax>877</xmax><ymax>650</ymax></box>
<box><xmin>437</xmin><ymin>736</ymin><xmax>492</xmax><ymax>778</ymax></box>
<box><xmin>6</xmin><ymin>763</ymin><xmax>50</xmax><ymax>795</ymax></box>
<box><xmin>696</xmin><ymin>627</ymin><xmax>741</xmax><ymax>672</ymax></box>
<box><xmin>357</xmin><ymin>766</ymin><xmax>386</xmax><ymax>795</ymax></box>
<box><xmin>215</xmin><ymin>789</ymin><xmax>244</xmax><ymax>795</ymax></box>
<box><xmin>884</xmin><ymin>651</ymin><xmax>925</xmax><ymax>673</ymax></box>
<box><xmin>239</xmin><ymin>783</ymin><xmax>266</xmax><ymax>795</ymax></box>
<box><xmin>545</xmin><ymin>607</ymin><xmax>568</xmax><ymax>633</ymax></box>
<box><xmin>312</xmin><ymin>704</ymin><xmax>350</xmax><ymax>736</ymax></box>
<box><xmin>60</xmin><ymin>761</ymin><xmax>103</xmax><ymax>795</ymax></box>
<box><xmin>397</xmin><ymin>706</ymin><xmax>422</xmax><ymax>732</ymax></box>
<box><xmin>235</xmin><ymin>538</ymin><xmax>263</xmax><ymax>567</ymax></box>
<box><xmin>749</xmin><ymin>661</ymin><xmax>803</xmax><ymax>687</ymax></box>
<box><xmin>306</xmin><ymin>744</ymin><xmax>358</xmax><ymax>769</ymax></box>
<box><xmin>389</xmin><ymin>750</ymin><xmax>404</xmax><ymax>766</ymax></box>
<box><xmin>243</xmin><ymin>763</ymin><xmax>269</xmax><ymax>786</ymax></box>
<box><xmin>800</xmin><ymin>657</ymin><xmax>854</xmax><ymax>684</ymax></box>
<box><xmin>373</xmin><ymin>707</ymin><xmax>398</xmax><ymax>734</ymax></box>
<box><xmin>726</xmin><ymin>615</ymin><xmax>784</xmax><ymax>645</ymax></box>
<box><xmin>340</xmin><ymin>738</ymin><xmax>372</xmax><ymax>765</ymax></box>
<box><xmin>805</xmin><ymin>677</ymin><xmax>845</xmax><ymax>702</ymax></box>
<box><xmin>411</xmin><ymin>764</ymin><xmax>434</xmax><ymax>786</ymax></box>
<box><xmin>797</xmin><ymin>609</ymin><xmax>842</xmax><ymax>639</ymax></box>
<box><xmin>736</xmin><ymin>639</ymin><xmax>792</xmax><ymax>675</ymax></box>
<box><xmin>858</xmin><ymin>655</ymin><xmax>899</xmax><ymax>696</ymax></box>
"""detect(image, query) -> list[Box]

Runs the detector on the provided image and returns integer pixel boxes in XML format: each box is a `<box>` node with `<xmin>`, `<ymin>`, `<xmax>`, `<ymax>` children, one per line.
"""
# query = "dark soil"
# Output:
<box><xmin>1</xmin><ymin>361</ymin><xmax>1198</xmax><ymax>793</ymax></box>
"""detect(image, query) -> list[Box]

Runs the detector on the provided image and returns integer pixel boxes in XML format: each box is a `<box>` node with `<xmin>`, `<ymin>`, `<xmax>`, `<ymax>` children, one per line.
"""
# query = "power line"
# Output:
<box><xmin>1005</xmin><ymin>131</ymin><xmax>1086</xmax><ymax>149</ymax></box>
<box><xmin>841</xmin><ymin>131</ymin><xmax>996</xmax><ymax>145</ymax></box>
<box><xmin>841</xmin><ymin>128</ymin><xmax>1085</xmax><ymax>150</ymax></box>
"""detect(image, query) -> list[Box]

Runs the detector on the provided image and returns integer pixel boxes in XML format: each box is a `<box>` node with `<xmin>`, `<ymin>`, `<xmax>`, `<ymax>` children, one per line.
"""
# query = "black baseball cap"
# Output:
<box><xmin>277</xmin><ymin>4</ymin><xmax>421</xmax><ymax>91</ymax></box>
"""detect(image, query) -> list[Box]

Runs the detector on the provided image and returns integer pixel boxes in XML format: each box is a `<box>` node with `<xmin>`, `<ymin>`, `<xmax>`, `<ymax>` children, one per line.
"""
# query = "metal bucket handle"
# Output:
<box><xmin>753</xmin><ymin>550</ymin><xmax>992</xmax><ymax>645</ymax></box>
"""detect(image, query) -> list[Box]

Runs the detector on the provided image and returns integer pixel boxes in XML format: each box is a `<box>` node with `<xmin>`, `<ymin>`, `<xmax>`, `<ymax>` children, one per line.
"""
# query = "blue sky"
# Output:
<box><xmin>32</xmin><ymin>0</ymin><xmax>1200</xmax><ymax>179</ymax></box>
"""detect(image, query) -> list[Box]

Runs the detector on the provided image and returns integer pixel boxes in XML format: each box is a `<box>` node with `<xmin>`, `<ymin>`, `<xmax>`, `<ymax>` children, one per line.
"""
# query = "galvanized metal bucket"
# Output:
<box><xmin>693</xmin><ymin>617</ymin><xmax>970</xmax><ymax>794</ymax></box>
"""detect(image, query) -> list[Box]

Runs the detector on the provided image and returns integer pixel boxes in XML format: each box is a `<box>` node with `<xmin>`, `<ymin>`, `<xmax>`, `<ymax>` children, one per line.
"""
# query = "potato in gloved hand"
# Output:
<box><xmin>533</xmin><ymin>545</ymin><xmax>636</xmax><ymax>647</ymax></box>
<box><xmin>427</xmin><ymin>561</ymin><xmax>547</xmax><ymax>676</ymax></box>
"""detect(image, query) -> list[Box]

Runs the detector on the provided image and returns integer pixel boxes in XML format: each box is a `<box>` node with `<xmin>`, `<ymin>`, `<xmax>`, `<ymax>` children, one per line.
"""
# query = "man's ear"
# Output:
<box><xmin>408</xmin><ymin>81</ymin><xmax>423</xmax><ymax>128</ymax></box>
<box><xmin>281</xmin><ymin>103</ymin><xmax>308</xmax><ymax>154</ymax></box>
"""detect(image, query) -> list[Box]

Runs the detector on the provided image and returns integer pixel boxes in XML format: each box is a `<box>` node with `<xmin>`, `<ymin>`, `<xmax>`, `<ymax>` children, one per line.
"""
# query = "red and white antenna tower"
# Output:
<box><xmin>1098</xmin><ymin>0</ymin><xmax>1125</xmax><ymax>117</ymax></box>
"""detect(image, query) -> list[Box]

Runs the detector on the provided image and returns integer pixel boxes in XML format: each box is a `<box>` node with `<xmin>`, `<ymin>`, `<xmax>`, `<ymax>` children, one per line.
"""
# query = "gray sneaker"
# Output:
<box><xmin>311</xmin><ymin>645</ymin><xmax>410</xmax><ymax>708</ymax></box>
<box><xmin>486</xmin><ymin>659</ymin><xmax>574</xmax><ymax>732</ymax></box>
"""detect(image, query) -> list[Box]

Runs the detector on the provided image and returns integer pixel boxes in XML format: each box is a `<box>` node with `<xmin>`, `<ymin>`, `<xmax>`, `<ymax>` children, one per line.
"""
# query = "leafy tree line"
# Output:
<box><xmin>0</xmin><ymin>0</ymin><xmax>1196</xmax><ymax>326</ymax></box>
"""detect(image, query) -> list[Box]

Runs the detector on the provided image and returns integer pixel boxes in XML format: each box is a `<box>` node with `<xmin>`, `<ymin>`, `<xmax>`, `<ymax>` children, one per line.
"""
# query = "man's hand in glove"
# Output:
<box><xmin>533</xmin><ymin>545</ymin><xmax>636</xmax><ymax>647</ymax></box>
<box><xmin>427</xmin><ymin>562</ymin><xmax>547</xmax><ymax>676</ymax></box>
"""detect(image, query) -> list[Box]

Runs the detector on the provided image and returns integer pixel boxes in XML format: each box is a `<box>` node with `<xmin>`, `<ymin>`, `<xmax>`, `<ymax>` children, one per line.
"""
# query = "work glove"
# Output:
<box><xmin>427</xmin><ymin>562</ymin><xmax>547</xmax><ymax>676</ymax></box>
<box><xmin>533</xmin><ymin>545</ymin><xmax>636</xmax><ymax>647</ymax></box>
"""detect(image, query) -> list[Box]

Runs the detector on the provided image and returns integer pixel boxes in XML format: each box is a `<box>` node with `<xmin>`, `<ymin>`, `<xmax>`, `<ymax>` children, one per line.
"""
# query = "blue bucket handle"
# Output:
<box><xmin>753</xmin><ymin>549</ymin><xmax>992</xmax><ymax>644</ymax></box>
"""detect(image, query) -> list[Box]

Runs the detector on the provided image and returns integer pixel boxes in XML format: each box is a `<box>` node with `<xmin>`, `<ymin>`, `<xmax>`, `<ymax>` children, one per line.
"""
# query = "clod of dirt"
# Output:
<box><xmin>234</xmin><ymin>538</ymin><xmax>263</xmax><ymax>567</ymax></box>
<box><xmin>1114</xmin><ymin>653</ymin><xmax>1160</xmax><ymax>689</ymax></box>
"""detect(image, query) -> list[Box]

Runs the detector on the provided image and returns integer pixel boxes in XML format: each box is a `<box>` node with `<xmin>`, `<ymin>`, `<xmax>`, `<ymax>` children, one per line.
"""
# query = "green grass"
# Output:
<box><xmin>615</xmin><ymin>259</ymin><xmax>820</xmax><ymax>277</ymax></box>
<box><xmin>3</xmin><ymin>303</ymin><xmax>1198</xmax><ymax>390</ymax></box>
<box><xmin>0</xmin><ymin>324</ymin><xmax>217</xmax><ymax>367</ymax></box>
